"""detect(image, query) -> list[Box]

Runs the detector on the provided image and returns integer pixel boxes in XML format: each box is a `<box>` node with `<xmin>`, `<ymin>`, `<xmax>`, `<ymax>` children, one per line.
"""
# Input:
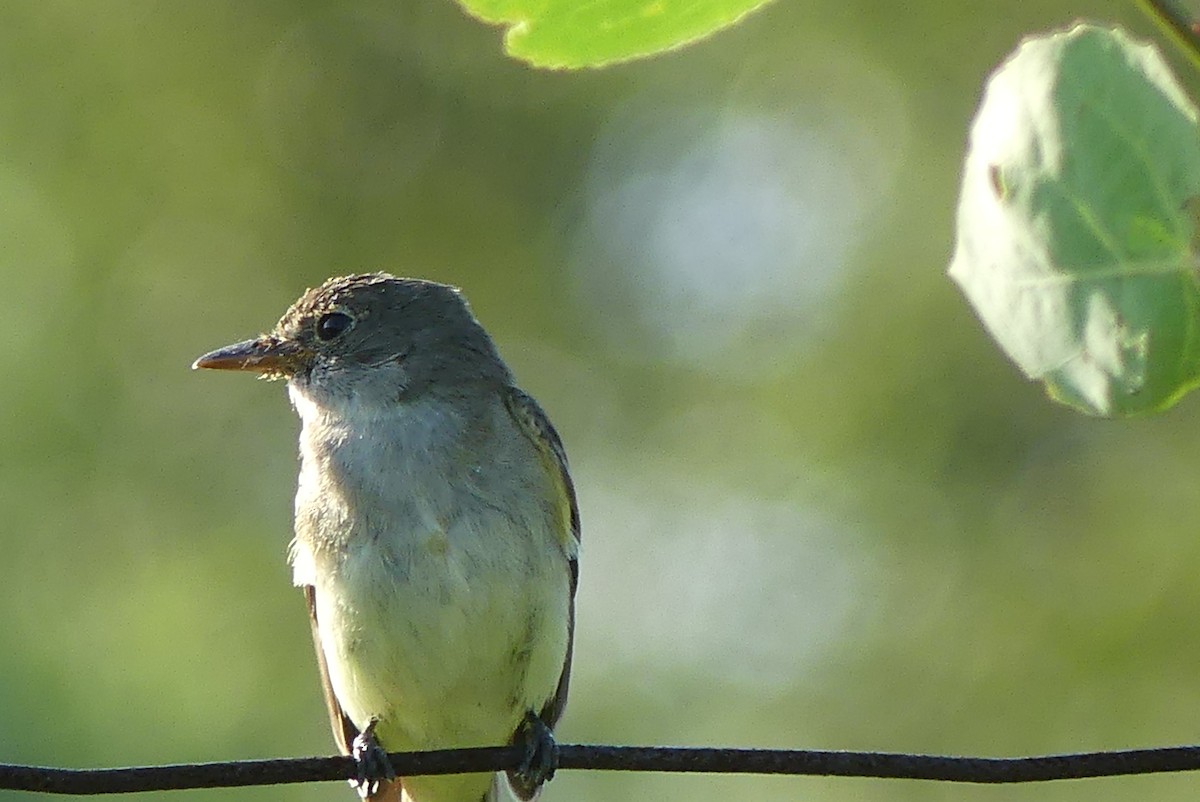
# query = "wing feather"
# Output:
<box><xmin>502</xmin><ymin>386</ymin><xmax>579</xmax><ymax>731</ymax></box>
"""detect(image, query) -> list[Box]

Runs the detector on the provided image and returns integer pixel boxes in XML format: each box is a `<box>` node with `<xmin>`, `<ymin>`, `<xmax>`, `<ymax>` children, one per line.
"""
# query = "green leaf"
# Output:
<box><xmin>949</xmin><ymin>24</ymin><xmax>1200</xmax><ymax>416</ymax></box>
<box><xmin>457</xmin><ymin>0</ymin><xmax>774</xmax><ymax>69</ymax></box>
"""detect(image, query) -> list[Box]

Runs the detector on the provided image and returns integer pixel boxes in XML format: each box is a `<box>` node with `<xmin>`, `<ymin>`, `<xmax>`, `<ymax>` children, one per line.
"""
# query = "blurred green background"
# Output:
<box><xmin>2</xmin><ymin>2</ymin><xmax>1200</xmax><ymax>801</ymax></box>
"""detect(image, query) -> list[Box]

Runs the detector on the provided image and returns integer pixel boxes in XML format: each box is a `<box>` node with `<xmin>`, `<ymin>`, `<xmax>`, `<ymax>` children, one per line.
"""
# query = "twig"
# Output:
<box><xmin>1136</xmin><ymin>0</ymin><xmax>1200</xmax><ymax>70</ymax></box>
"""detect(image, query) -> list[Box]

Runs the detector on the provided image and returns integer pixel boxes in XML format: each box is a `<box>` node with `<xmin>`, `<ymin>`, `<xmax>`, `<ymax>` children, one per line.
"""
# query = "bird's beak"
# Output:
<box><xmin>192</xmin><ymin>336</ymin><xmax>307</xmax><ymax>375</ymax></box>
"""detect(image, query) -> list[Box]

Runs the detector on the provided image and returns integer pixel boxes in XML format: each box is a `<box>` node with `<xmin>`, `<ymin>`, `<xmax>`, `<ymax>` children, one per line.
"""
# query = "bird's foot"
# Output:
<box><xmin>350</xmin><ymin>718</ymin><xmax>395</xmax><ymax>799</ymax></box>
<box><xmin>507</xmin><ymin>711</ymin><xmax>558</xmax><ymax>800</ymax></box>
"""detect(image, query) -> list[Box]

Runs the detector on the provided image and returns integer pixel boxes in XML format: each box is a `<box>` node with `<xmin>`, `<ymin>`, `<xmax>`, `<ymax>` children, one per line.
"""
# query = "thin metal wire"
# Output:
<box><xmin>5</xmin><ymin>743</ymin><xmax>1200</xmax><ymax>794</ymax></box>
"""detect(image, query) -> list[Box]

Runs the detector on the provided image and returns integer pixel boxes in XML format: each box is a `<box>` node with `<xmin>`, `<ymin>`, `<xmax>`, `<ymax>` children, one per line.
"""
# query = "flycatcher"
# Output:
<box><xmin>193</xmin><ymin>274</ymin><xmax>579</xmax><ymax>802</ymax></box>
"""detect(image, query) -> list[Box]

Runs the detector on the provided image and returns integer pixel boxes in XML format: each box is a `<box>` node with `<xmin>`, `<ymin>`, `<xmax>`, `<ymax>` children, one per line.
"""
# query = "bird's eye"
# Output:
<box><xmin>316</xmin><ymin>311</ymin><xmax>354</xmax><ymax>341</ymax></box>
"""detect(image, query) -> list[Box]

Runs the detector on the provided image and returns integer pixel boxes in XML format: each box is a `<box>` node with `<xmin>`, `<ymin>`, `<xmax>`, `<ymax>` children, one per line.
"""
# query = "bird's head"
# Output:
<box><xmin>193</xmin><ymin>273</ymin><xmax>509</xmax><ymax>405</ymax></box>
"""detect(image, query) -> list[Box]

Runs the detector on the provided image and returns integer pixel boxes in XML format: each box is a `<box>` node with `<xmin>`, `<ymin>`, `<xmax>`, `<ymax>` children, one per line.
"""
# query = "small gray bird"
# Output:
<box><xmin>193</xmin><ymin>274</ymin><xmax>579</xmax><ymax>802</ymax></box>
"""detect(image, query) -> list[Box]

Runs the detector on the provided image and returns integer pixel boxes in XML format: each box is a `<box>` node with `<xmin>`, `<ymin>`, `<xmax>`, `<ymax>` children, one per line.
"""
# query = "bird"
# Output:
<box><xmin>193</xmin><ymin>273</ymin><xmax>579</xmax><ymax>802</ymax></box>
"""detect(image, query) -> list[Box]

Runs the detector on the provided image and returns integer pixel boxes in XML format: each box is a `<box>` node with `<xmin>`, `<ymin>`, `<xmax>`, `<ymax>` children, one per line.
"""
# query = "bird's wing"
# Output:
<box><xmin>502</xmin><ymin>386</ymin><xmax>581</xmax><ymax>562</ymax></box>
<box><xmin>304</xmin><ymin>585</ymin><xmax>402</xmax><ymax>802</ymax></box>
<box><xmin>304</xmin><ymin>584</ymin><xmax>358</xmax><ymax>755</ymax></box>
<box><xmin>502</xmin><ymin>386</ymin><xmax>579</xmax><ymax>730</ymax></box>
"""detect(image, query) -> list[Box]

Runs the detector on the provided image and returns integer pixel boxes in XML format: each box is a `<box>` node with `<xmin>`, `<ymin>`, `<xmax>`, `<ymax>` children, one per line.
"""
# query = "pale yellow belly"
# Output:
<box><xmin>310</xmin><ymin>517</ymin><xmax>570</xmax><ymax>801</ymax></box>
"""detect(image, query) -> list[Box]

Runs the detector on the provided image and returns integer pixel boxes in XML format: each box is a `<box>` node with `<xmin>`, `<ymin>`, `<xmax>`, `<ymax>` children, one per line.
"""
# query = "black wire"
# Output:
<box><xmin>5</xmin><ymin>743</ymin><xmax>1200</xmax><ymax>794</ymax></box>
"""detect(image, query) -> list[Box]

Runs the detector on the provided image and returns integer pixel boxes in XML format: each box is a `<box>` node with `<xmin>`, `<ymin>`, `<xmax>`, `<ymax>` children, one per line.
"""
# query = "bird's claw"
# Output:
<box><xmin>508</xmin><ymin>711</ymin><xmax>558</xmax><ymax>799</ymax></box>
<box><xmin>350</xmin><ymin>718</ymin><xmax>395</xmax><ymax>799</ymax></box>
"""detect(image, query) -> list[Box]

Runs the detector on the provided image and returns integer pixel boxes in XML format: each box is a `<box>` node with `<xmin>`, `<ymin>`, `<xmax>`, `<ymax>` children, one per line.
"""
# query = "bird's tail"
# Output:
<box><xmin>369</xmin><ymin>778</ymin><xmax>403</xmax><ymax>802</ymax></box>
<box><xmin>395</xmin><ymin>774</ymin><xmax>505</xmax><ymax>802</ymax></box>
<box><xmin>489</xmin><ymin>773</ymin><xmax>547</xmax><ymax>802</ymax></box>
